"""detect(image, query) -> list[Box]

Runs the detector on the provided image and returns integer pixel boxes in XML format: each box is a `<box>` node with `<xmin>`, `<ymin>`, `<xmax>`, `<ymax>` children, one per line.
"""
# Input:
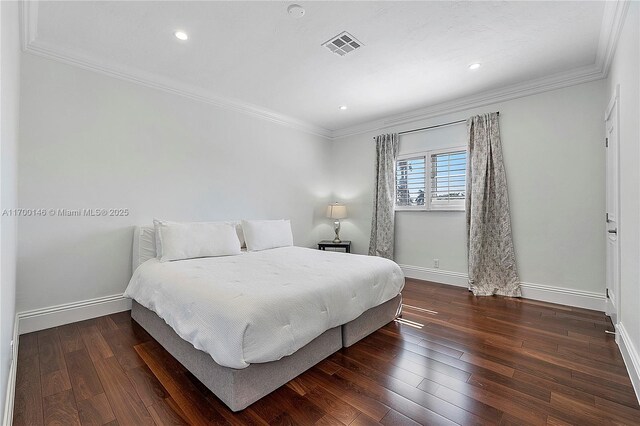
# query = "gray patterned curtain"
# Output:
<box><xmin>466</xmin><ymin>113</ymin><xmax>521</xmax><ymax>297</ymax></box>
<box><xmin>369</xmin><ymin>133</ymin><xmax>398</xmax><ymax>259</ymax></box>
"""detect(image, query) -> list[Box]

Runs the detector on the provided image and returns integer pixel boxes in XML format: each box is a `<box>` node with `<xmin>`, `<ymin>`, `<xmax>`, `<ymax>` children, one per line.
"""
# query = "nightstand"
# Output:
<box><xmin>318</xmin><ymin>240</ymin><xmax>351</xmax><ymax>253</ymax></box>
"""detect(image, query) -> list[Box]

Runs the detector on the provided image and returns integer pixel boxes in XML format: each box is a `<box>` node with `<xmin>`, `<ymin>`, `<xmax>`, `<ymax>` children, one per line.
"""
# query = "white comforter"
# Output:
<box><xmin>124</xmin><ymin>246</ymin><xmax>404</xmax><ymax>369</ymax></box>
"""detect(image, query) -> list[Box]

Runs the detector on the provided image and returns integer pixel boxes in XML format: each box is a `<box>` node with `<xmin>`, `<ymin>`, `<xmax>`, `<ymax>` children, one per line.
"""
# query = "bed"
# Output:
<box><xmin>125</xmin><ymin>225</ymin><xmax>404</xmax><ymax>411</ymax></box>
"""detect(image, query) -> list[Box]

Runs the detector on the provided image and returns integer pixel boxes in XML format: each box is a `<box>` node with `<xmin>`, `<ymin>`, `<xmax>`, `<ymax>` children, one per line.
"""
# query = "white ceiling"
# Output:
<box><xmin>32</xmin><ymin>1</ymin><xmax>607</xmax><ymax>134</ymax></box>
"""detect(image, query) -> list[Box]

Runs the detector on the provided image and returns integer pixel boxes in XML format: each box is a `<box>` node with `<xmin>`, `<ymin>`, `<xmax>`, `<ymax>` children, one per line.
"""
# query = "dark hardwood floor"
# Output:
<box><xmin>13</xmin><ymin>279</ymin><xmax>640</xmax><ymax>425</ymax></box>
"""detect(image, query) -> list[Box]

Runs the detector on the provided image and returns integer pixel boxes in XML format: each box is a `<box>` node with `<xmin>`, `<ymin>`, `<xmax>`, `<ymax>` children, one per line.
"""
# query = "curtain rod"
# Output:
<box><xmin>373</xmin><ymin>111</ymin><xmax>500</xmax><ymax>139</ymax></box>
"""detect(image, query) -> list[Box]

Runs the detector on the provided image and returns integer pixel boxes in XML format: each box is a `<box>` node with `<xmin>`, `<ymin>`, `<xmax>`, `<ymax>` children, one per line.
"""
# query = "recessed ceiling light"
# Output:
<box><xmin>469</xmin><ymin>63</ymin><xmax>481</xmax><ymax>70</ymax></box>
<box><xmin>339</xmin><ymin>105</ymin><xmax>348</xmax><ymax>111</ymax></box>
<box><xmin>174</xmin><ymin>31</ymin><xmax>188</xmax><ymax>41</ymax></box>
<box><xmin>287</xmin><ymin>4</ymin><xmax>305</xmax><ymax>18</ymax></box>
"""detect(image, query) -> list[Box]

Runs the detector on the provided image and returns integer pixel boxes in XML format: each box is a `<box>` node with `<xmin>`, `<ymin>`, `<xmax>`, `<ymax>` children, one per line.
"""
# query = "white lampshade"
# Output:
<box><xmin>326</xmin><ymin>203</ymin><xmax>347</xmax><ymax>219</ymax></box>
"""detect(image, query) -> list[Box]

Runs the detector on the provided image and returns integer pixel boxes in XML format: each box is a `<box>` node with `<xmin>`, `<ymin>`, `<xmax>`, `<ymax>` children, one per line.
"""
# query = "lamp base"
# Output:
<box><xmin>333</xmin><ymin>220</ymin><xmax>341</xmax><ymax>243</ymax></box>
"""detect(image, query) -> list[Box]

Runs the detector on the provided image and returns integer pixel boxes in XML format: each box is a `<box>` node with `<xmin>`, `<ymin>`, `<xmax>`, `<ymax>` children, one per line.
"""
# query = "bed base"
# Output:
<box><xmin>342</xmin><ymin>294</ymin><xmax>402</xmax><ymax>347</ymax></box>
<box><xmin>131</xmin><ymin>294</ymin><xmax>402</xmax><ymax>411</ymax></box>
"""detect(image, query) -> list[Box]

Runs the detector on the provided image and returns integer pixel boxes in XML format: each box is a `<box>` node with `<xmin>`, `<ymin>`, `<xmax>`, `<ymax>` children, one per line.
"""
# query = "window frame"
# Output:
<box><xmin>394</xmin><ymin>146</ymin><xmax>467</xmax><ymax>212</ymax></box>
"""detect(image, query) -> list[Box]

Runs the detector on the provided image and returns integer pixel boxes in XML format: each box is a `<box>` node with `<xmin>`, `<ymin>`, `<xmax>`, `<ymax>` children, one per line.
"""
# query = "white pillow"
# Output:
<box><xmin>154</xmin><ymin>220</ymin><xmax>241</xmax><ymax>262</ymax></box>
<box><xmin>242</xmin><ymin>219</ymin><xmax>293</xmax><ymax>252</ymax></box>
<box><xmin>153</xmin><ymin>219</ymin><xmax>246</xmax><ymax>258</ymax></box>
<box><xmin>132</xmin><ymin>226</ymin><xmax>156</xmax><ymax>272</ymax></box>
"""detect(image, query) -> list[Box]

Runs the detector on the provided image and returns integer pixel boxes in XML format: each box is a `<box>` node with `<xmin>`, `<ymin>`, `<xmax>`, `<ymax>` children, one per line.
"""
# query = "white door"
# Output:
<box><xmin>605</xmin><ymin>86</ymin><xmax>620</xmax><ymax>326</ymax></box>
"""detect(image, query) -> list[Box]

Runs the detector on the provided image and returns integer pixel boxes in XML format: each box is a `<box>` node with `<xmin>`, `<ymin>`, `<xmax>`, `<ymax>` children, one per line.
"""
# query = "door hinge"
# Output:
<box><xmin>606</xmin><ymin>213</ymin><xmax>610</xmax><ymax>223</ymax></box>
<box><xmin>606</xmin><ymin>288</ymin><xmax>610</xmax><ymax>298</ymax></box>
<box><xmin>606</xmin><ymin>137</ymin><xmax>609</xmax><ymax>147</ymax></box>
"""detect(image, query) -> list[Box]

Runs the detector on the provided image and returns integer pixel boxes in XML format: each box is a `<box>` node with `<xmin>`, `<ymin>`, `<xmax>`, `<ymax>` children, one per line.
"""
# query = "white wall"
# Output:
<box><xmin>606</xmin><ymin>1</ymin><xmax>640</xmax><ymax>399</ymax></box>
<box><xmin>331</xmin><ymin>80</ymin><xmax>606</xmax><ymax>298</ymax></box>
<box><xmin>1</xmin><ymin>0</ymin><xmax>21</xmax><ymax>422</ymax></box>
<box><xmin>17</xmin><ymin>53</ymin><xmax>333</xmax><ymax>313</ymax></box>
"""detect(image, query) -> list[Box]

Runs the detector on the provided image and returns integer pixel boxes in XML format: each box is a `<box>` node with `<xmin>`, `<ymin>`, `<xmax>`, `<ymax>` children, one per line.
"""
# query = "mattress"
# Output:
<box><xmin>124</xmin><ymin>246</ymin><xmax>404</xmax><ymax>369</ymax></box>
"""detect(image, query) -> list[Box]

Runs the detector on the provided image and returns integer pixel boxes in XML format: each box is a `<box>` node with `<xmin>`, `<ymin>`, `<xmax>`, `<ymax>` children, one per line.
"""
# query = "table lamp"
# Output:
<box><xmin>326</xmin><ymin>203</ymin><xmax>347</xmax><ymax>243</ymax></box>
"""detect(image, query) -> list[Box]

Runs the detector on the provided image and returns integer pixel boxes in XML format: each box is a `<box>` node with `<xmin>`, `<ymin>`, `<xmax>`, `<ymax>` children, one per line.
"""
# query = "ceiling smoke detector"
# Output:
<box><xmin>287</xmin><ymin>4</ymin><xmax>305</xmax><ymax>18</ymax></box>
<box><xmin>322</xmin><ymin>31</ymin><xmax>363</xmax><ymax>57</ymax></box>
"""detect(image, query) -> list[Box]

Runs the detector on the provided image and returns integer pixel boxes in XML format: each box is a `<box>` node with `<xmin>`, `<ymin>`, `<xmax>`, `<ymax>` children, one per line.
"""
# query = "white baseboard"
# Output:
<box><xmin>400</xmin><ymin>264</ymin><xmax>606</xmax><ymax>311</ymax></box>
<box><xmin>617</xmin><ymin>322</ymin><xmax>640</xmax><ymax>404</ymax></box>
<box><xmin>519</xmin><ymin>281</ymin><xmax>605</xmax><ymax>312</ymax></box>
<box><xmin>3</xmin><ymin>316</ymin><xmax>19</xmax><ymax>426</ymax></box>
<box><xmin>2</xmin><ymin>294</ymin><xmax>131</xmax><ymax>423</ymax></box>
<box><xmin>18</xmin><ymin>294</ymin><xmax>132</xmax><ymax>335</ymax></box>
<box><xmin>399</xmin><ymin>264</ymin><xmax>469</xmax><ymax>287</ymax></box>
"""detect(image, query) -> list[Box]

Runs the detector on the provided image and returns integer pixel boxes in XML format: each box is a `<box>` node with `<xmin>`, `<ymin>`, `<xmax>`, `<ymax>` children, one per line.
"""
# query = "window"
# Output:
<box><xmin>396</xmin><ymin>155</ymin><xmax>427</xmax><ymax>208</ymax></box>
<box><xmin>395</xmin><ymin>147</ymin><xmax>467</xmax><ymax>211</ymax></box>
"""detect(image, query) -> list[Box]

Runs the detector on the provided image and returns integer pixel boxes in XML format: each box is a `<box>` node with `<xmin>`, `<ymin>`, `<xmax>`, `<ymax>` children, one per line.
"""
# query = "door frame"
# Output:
<box><xmin>605</xmin><ymin>84</ymin><xmax>621</xmax><ymax>335</ymax></box>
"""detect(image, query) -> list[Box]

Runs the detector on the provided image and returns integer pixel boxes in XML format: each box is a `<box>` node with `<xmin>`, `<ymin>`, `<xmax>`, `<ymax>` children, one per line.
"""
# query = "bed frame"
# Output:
<box><xmin>132</xmin><ymin>294</ymin><xmax>402</xmax><ymax>411</ymax></box>
<box><xmin>130</xmin><ymin>225</ymin><xmax>402</xmax><ymax>411</ymax></box>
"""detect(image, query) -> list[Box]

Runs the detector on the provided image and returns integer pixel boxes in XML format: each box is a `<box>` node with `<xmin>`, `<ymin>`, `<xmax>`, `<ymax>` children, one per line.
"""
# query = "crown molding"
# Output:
<box><xmin>331</xmin><ymin>0</ymin><xmax>630</xmax><ymax>140</ymax></box>
<box><xmin>20</xmin><ymin>0</ymin><xmax>630</xmax><ymax>142</ymax></box>
<box><xmin>19</xmin><ymin>1</ymin><xmax>333</xmax><ymax>140</ymax></box>
<box><xmin>23</xmin><ymin>39</ymin><xmax>333</xmax><ymax>139</ymax></box>
<box><xmin>331</xmin><ymin>64</ymin><xmax>605</xmax><ymax>139</ymax></box>
<box><xmin>20</xmin><ymin>0</ymin><xmax>37</xmax><ymax>50</ymax></box>
<box><xmin>597</xmin><ymin>0</ymin><xmax>630</xmax><ymax>79</ymax></box>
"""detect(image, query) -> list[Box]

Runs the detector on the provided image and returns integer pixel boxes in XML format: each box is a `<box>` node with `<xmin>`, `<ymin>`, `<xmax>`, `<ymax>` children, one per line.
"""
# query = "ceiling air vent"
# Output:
<box><xmin>322</xmin><ymin>31</ymin><xmax>363</xmax><ymax>57</ymax></box>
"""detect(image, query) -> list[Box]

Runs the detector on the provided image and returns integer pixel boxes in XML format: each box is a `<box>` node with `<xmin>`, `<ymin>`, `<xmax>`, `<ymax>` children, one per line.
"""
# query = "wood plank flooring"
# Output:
<box><xmin>13</xmin><ymin>279</ymin><xmax>640</xmax><ymax>425</ymax></box>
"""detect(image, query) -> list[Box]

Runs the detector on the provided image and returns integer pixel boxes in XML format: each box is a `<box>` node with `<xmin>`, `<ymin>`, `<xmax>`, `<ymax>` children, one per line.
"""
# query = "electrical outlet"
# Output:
<box><xmin>434</xmin><ymin>259</ymin><xmax>439</xmax><ymax>268</ymax></box>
